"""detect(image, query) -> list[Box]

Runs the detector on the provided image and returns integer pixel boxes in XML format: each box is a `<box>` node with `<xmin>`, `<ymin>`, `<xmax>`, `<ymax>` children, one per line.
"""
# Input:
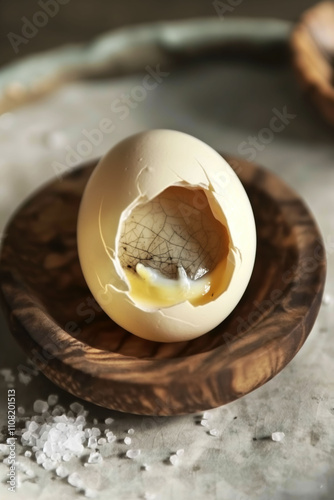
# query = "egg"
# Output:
<box><xmin>77</xmin><ymin>130</ymin><xmax>256</xmax><ymax>342</ymax></box>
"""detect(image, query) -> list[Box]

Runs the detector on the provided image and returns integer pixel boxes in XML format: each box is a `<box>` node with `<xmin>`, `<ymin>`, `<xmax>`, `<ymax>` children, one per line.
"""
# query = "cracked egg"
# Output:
<box><xmin>77</xmin><ymin>129</ymin><xmax>256</xmax><ymax>342</ymax></box>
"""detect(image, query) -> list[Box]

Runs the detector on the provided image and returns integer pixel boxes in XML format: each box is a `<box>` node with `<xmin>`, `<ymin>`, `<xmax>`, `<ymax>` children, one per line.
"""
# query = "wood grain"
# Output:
<box><xmin>0</xmin><ymin>156</ymin><xmax>326</xmax><ymax>415</ymax></box>
<box><xmin>290</xmin><ymin>1</ymin><xmax>334</xmax><ymax>126</ymax></box>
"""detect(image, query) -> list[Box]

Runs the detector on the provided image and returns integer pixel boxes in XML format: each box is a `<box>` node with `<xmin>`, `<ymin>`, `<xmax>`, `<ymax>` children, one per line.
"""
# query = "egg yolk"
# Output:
<box><xmin>118</xmin><ymin>186</ymin><xmax>230</xmax><ymax>309</ymax></box>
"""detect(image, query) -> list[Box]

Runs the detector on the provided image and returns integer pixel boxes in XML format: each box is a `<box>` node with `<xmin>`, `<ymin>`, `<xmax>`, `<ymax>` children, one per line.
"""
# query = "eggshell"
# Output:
<box><xmin>77</xmin><ymin>129</ymin><xmax>256</xmax><ymax>342</ymax></box>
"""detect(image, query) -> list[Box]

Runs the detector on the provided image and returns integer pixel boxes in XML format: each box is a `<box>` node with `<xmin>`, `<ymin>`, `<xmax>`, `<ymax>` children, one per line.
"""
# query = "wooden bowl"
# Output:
<box><xmin>0</xmin><ymin>156</ymin><xmax>326</xmax><ymax>415</ymax></box>
<box><xmin>290</xmin><ymin>1</ymin><xmax>334</xmax><ymax>126</ymax></box>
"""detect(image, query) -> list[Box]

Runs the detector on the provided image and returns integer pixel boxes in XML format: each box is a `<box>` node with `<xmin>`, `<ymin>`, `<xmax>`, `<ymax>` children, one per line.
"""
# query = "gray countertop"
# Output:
<box><xmin>0</xmin><ymin>48</ymin><xmax>334</xmax><ymax>499</ymax></box>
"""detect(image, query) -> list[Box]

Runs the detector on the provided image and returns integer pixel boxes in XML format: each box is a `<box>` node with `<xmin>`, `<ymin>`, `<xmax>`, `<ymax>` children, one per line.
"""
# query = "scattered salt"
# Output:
<box><xmin>33</xmin><ymin>400</ymin><xmax>49</xmax><ymax>413</ymax></box>
<box><xmin>98</xmin><ymin>438</ymin><xmax>107</xmax><ymax>445</ymax></box>
<box><xmin>24</xmin><ymin>451</ymin><xmax>32</xmax><ymax>458</ymax></box>
<box><xmin>25</xmin><ymin>468</ymin><xmax>34</xmax><ymax>478</ymax></box>
<box><xmin>63</xmin><ymin>452</ymin><xmax>73</xmax><ymax>462</ymax></box>
<box><xmin>200</xmin><ymin>420</ymin><xmax>209</xmax><ymax>427</ymax></box>
<box><xmin>128</xmin><ymin>428</ymin><xmax>135</xmax><ymax>435</ymax></box>
<box><xmin>84</xmin><ymin>488</ymin><xmax>98</xmax><ymax>498</ymax></box>
<box><xmin>271</xmin><ymin>432</ymin><xmax>285</xmax><ymax>442</ymax></box>
<box><xmin>42</xmin><ymin>459</ymin><xmax>56</xmax><ymax>470</ymax></box>
<box><xmin>0</xmin><ymin>444</ymin><xmax>8</xmax><ymax>454</ymax></box>
<box><xmin>70</xmin><ymin>402</ymin><xmax>84</xmax><ymax>414</ymax></box>
<box><xmin>18</xmin><ymin>371</ymin><xmax>32</xmax><ymax>385</ymax></box>
<box><xmin>0</xmin><ymin>369</ymin><xmax>15</xmax><ymax>384</ymax></box>
<box><xmin>36</xmin><ymin>452</ymin><xmax>46</xmax><ymax>464</ymax></box>
<box><xmin>105</xmin><ymin>418</ymin><xmax>114</xmax><ymax>425</ymax></box>
<box><xmin>169</xmin><ymin>454</ymin><xmax>179</xmax><ymax>466</ymax></box>
<box><xmin>93</xmin><ymin>419</ymin><xmax>98</xmax><ymax>425</ymax></box>
<box><xmin>176</xmin><ymin>449</ymin><xmax>184</xmax><ymax>456</ymax></box>
<box><xmin>87</xmin><ymin>452</ymin><xmax>103</xmax><ymax>464</ymax></box>
<box><xmin>144</xmin><ymin>493</ymin><xmax>156</xmax><ymax>500</ymax></box>
<box><xmin>126</xmin><ymin>449</ymin><xmax>141</xmax><ymax>459</ymax></box>
<box><xmin>322</xmin><ymin>294</ymin><xmax>331</xmax><ymax>306</ymax></box>
<box><xmin>88</xmin><ymin>436</ymin><xmax>98</xmax><ymax>449</ymax></box>
<box><xmin>91</xmin><ymin>428</ymin><xmax>101</xmax><ymax>437</ymax></box>
<box><xmin>47</xmin><ymin>395</ymin><xmax>59</xmax><ymax>406</ymax></box>
<box><xmin>124</xmin><ymin>437</ymin><xmax>132</xmax><ymax>445</ymax></box>
<box><xmin>68</xmin><ymin>472</ymin><xmax>84</xmax><ymax>488</ymax></box>
<box><xmin>143</xmin><ymin>463</ymin><xmax>151</xmax><ymax>471</ymax></box>
<box><xmin>203</xmin><ymin>411</ymin><xmax>211</xmax><ymax>419</ymax></box>
<box><xmin>209</xmin><ymin>429</ymin><xmax>219</xmax><ymax>437</ymax></box>
<box><xmin>28</xmin><ymin>421</ymin><xmax>39</xmax><ymax>433</ymax></box>
<box><xmin>56</xmin><ymin>464</ymin><xmax>69</xmax><ymax>478</ymax></box>
<box><xmin>17</xmin><ymin>407</ymin><xmax>25</xmax><ymax>415</ymax></box>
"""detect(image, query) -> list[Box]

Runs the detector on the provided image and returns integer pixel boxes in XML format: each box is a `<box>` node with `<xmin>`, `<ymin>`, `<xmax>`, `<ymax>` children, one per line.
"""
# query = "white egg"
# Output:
<box><xmin>77</xmin><ymin>130</ymin><xmax>256</xmax><ymax>342</ymax></box>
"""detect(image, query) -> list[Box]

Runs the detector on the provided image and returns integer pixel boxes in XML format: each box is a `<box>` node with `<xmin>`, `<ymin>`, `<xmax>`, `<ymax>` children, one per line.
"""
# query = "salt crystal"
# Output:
<box><xmin>143</xmin><ymin>463</ymin><xmax>151</xmax><ymax>471</ymax></box>
<box><xmin>203</xmin><ymin>411</ymin><xmax>211</xmax><ymax>419</ymax></box>
<box><xmin>36</xmin><ymin>452</ymin><xmax>46</xmax><ymax>464</ymax></box>
<box><xmin>105</xmin><ymin>418</ymin><xmax>113</xmax><ymax>425</ymax></box>
<box><xmin>76</xmin><ymin>415</ymin><xmax>86</xmax><ymax>425</ymax></box>
<box><xmin>176</xmin><ymin>449</ymin><xmax>184</xmax><ymax>456</ymax></box>
<box><xmin>63</xmin><ymin>452</ymin><xmax>73</xmax><ymax>462</ymax></box>
<box><xmin>97</xmin><ymin>438</ymin><xmax>106</xmax><ymax>445</ymax></box>
<box><xmin>0</xmin><ymin>444</ymin><xmax>8</xmax><ymax>454</ymax></box>
<box><xmin>22</xmin><ymin>431</ymin><xmax>31</xmax><ymax>442</ymax></box>
<box><xmin>0</xmin><ymin>370</ymin><xmax>15</xmax><ymax>384</ymax></box>
<box><xmin>209</xmin><ymin>429</ymin><xmax>219</xmax><ymax>436</ymax></box>
<box><xmin>126</xmin><ymin>449</ymin><xmax>141</xmax><ymax>459</ymax></box>
<box><xmin>68</xmin><ymin>472</ymin><xmax>84</xmax><ymax>488</ymax></box>
<box><xmin>107</xmin><ymin>435</ymin><xmax>116</xmax><ymax>443</ymax></box>
<box><xmin>42</xmin><ymin>459</ymin><xmax>56</xmax><ymax>470</ymax></box>
<box><xmin>271</xmin><ymin>432</ymin><xmax>285</xmax><ymax>442</ymax></box>
<box><xmin>322</xmin><ymin>294</ymin><xmax>331</xmax><ymax>306</ymax></box>
<box><xmin>88</xmin><ymin>436</ymin><xmax>97</xmax><ymax>448</ymax></box>
<box><xmin>17</xmin><ymin>406</ymin><xmax>25</xmax><ymax>415</ymax></box>
<box><xmin>56</xmin><ymin>464</ymin><xmax>69</xmax><ymax>478</ymax></box>
<box><xmin>25</xmin><ymin>469</ymin><xmax>34</xmax><ymax>478</ymax></box>
<box><xmin>18</xmin><ymin>372</ymin><xmax>32</xmax><ymax>385</ymax></box>
<box><xmin>33</xmin><ymin>400</ymin><xmax>49</xmax><ymax>413</ymax></box>
<box><xmin>84</xmin><ymin>488</ymin><xmax>98</xmax><ymax>498</ymax></box>
<box><xmin>70</xmin><ymin>402</ymin><xmax>84</xmax><ymax>414</ymax></box>
<box><xmin>124</xmin><ymin>437</ymin><xmax>132</xmax><ymax>445</ymax></box>
<box><xmin>28</xmin><ymin>421</ymin><xmax>39</xmax><ymax>433</ymax></box>
<box><xmin>200</xmin><ymin>420</ymin><xmax>209</xmax><ymax>427</ymax></box>
<box><xmin>24</xmin><ymin>451</ymin><xmax>32</xmax><ymax>458</ymax></box>
<box><xmin>47</xmin><ymin>395</ymin><xmax>59</xmax><ymax>406</ymax></box>
<box><xmin>169</xmin><ymin>454</ymin><xmax>179</xmax><ymax>466</ymax></box>
<box><xmin>87</xmin><ymin>452</ymin><xmax>103</xmax><ymax>464</ymax></box>
<box><xmin>93</xmin><ymin>419</ymin><xmax>98</xmax><ymax>425</ymax></box>
<box><xmin>128</xmin><ymin>428</ymin><xmax>135</xmax><ymax>435</ymax></box>
<box><xmin>91</xmin><ymin>428</ymin><xmax>101</xmax><ymax>437</ymax></box>
<box><xmin>144</xmin><ymin>493</ymin><xmax>156</xmax><ymax>500</ymax></box>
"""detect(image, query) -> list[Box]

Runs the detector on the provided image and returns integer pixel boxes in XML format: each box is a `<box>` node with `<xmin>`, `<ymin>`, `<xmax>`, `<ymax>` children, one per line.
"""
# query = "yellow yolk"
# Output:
<box><xmin>123</xmin><ymin>255</ymin><xmax>229</xmax><ymax>309</ymax></box>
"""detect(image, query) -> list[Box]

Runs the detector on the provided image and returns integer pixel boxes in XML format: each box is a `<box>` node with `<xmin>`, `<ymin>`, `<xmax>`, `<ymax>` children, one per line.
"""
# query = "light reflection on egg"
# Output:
<box><xmin>77</xmin><ymin>130</ymin><xmax>256</xmax><ymax>342</ymax></box>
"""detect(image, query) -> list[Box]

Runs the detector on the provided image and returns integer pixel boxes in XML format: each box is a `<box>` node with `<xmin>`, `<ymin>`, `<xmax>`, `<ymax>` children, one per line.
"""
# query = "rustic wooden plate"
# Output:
<box><xmin>290</xmin><ymin>1</ymin><xmax>334</xmax><ymax>126</ymax></box>
<box><xmin>0</xmin><ymin>156</ymin><xmax>326</xmax><ymax>416</ymax></box>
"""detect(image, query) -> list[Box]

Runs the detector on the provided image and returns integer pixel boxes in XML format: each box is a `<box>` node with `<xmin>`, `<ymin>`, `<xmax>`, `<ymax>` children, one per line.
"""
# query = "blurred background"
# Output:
<box><xmin>0</xmin><ymin>0</ymin><xmax>318</xmax><ymax>67</ymax></box>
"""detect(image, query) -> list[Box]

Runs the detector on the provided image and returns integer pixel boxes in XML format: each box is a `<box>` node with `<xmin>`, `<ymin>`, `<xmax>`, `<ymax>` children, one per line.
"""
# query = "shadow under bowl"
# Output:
<box><xmin>0</xmin><ymin>155</ymin><xmax>326</xmax><ymax>415</ymax></box>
